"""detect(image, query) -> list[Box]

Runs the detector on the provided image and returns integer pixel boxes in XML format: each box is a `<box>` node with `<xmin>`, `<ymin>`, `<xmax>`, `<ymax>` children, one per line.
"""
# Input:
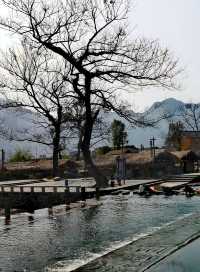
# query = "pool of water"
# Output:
<box><xmin>1</xmin><ymin>194</ymin><xmax>200</xmax><ymax>271</ymax></box>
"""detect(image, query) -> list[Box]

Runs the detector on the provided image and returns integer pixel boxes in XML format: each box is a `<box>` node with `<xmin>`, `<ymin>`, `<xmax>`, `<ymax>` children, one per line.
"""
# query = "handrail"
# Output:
<box><xmin>0</xmin><ymin>185</ymin><xmax>95</xmax><ymax>194</ymax></box>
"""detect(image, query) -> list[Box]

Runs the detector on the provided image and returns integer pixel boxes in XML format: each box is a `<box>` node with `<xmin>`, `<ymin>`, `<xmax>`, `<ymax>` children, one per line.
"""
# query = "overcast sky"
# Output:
<box><xmin>0</xmin><ymin>0</ymin><xmax>199</xmax><ymax>111</ymax></box>
<box><xmin>129</xmin><ymin>0</ymin><xmax>200</xmax><ymax>110</ymax></box>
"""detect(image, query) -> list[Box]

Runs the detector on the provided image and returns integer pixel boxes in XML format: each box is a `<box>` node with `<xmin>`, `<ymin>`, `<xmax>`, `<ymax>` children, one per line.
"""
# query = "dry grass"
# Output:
<box><xmin>3</xmin><ymin>159</ymin><xmax>81</xmax><ymax>173</ymax></box>
<box><xmin>95</xmin><ymin>149</ymin><xmax>164</xmax><ymax>167</ymax></box>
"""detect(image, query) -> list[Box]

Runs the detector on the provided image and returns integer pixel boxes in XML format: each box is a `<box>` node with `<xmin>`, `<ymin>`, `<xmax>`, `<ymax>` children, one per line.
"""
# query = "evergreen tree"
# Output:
<box><xmin>111</xmin><ymin>120</ymin><xmax>128</xmax><ymax>149</ymax></box>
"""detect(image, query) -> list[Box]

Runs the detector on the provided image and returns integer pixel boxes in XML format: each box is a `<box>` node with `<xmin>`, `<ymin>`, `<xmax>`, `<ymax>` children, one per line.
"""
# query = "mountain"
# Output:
<box><xmin>0</xmin><ymin>98</ymin><xmax>197</xmax><ymax>158</ymax></box>
<box><xmin>102</xmin><ymin>98</ymin><xmax>189</xmax><ymax>148</ymax></box>
<box><xmin>0</xmin><ymin>106</ymin><xmax>51</xmax><ymax>159</ymax></box>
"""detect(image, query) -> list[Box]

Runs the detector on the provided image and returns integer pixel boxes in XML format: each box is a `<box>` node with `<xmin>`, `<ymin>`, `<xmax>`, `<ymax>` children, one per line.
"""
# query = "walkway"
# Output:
<box><xmin>0</xmin><ymin>178</ymin><xmax>159</xmax><ymax>194</ymax></box>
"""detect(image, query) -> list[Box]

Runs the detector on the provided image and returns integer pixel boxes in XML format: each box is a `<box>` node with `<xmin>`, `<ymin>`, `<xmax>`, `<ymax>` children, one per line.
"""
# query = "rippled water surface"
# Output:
<box><xmin>1</xmin><ymin>194</ymin><xmax>200</xmax><ymax>271</ymax></box>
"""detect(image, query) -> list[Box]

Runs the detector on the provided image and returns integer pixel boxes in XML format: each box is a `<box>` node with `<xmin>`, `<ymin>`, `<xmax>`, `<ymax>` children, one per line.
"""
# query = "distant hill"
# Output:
<box><xmin>0</xmin><ymin>106</ymin><xmax>51</xmax><ymax>159</ymax></box>
<box><xmin>0</xmin><ymin>97</ymin><xmax>197</xmax><ymax>158</ymax></box>
<box><xmin>101</xmin><ymin>98</ymin><xmax>188</xmax><ymax>148</ymax></box>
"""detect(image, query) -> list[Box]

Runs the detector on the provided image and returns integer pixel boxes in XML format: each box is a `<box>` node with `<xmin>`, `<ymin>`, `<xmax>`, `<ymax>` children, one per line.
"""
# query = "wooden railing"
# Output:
<box><xmin>0</xmin><ymin>185</ymin><xmax>95</xmax><ymax>194</ymax></box>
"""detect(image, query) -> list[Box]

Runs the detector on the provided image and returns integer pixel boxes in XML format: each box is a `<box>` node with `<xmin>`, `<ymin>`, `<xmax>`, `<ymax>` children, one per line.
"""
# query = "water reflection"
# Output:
<box><xmin>0</xmin><ymin>195</ymin><xmax>200</xmax><ymax>271</ymax></box>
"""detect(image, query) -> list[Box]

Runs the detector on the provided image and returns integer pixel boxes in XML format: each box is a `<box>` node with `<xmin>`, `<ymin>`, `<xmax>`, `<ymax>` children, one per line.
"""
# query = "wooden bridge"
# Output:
<box><xmin>0</xmin><ymin>178</ymin><xmax>160</xmax><ymax>223</ymax></box>
<box><xmin>0</xmin><ymin>184</ymin><xmax>98</xmax><ymax>222</ymax></box>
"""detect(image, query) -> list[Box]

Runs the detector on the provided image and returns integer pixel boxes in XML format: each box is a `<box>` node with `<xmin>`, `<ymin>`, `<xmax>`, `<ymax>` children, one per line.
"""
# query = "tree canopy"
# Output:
<box><xmin>111</xmin><ymin>119</ymin><xmax>128</xmax><ymax>149</ymax></box>
<box><xmin>0</xmin><ymin>0</ymin><xmax>181</xmax><ymax>186</ymax></box>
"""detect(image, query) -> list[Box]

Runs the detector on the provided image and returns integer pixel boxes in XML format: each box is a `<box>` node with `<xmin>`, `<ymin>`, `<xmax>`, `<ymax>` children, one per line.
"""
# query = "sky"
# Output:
<box><xmin>0</xmin><ymin>0</ymin><xmax>199</xmax><ymax>111</ymax></box>
<box><xmin>129</xmin><ymin>0</ymin><xmax>200</xmax><ymax>110</ymax></box>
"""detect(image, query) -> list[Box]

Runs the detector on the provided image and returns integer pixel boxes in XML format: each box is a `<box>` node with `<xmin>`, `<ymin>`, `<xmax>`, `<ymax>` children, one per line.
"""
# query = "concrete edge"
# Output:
<box><xmin>140</xmin><ymin>230</ymin><xmax>200</xmax><ymax>272</ymax></box>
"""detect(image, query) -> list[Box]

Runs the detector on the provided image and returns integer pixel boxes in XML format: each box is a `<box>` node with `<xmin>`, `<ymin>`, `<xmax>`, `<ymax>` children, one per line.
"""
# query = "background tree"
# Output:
<box><xmin>0</xmin><ymin>0</ymin><xmax>180</xmax><ymax>187</ymax></box>
<box><xmin>9</xmin><ymin>148</ymin><xmax>33</xmax><ymax>162</ymax></box>
<box><xmin>111</xmin><ymin>119</ymin><xmax>128</xmax><ymax>149</ymax></box>
<box><xmin>65</xmin><ymin>103</ymin><xmax>110</xmax><ymax>161</ymax></box>
<box><xmin>165</xmin><ymin>121</ymin><xmax>184</xmax><ymax>151</ymax></box>
<box><xmin>95</xmin><ymin>145</ymin><xmax>111</xmax><ymax>156</ymax></box>
<box><xmin>0</xmin><ymin>44</ymin><xmax>74</xmax><ymax>176</ymax></box>
<box><xmin>181</xmin><ymin>103</ymin><xmax>200</xmax><ymax>132</ymax></box>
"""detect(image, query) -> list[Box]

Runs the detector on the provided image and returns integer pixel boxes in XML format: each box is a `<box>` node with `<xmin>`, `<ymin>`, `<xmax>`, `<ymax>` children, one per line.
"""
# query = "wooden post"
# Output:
<box><xmin>48</xmin><ymin>207</ymin><xmax>53</xmax><ymax>216</ymax></box>
<box><xmin>65</xmin><ymin>180</ymin><xmax>70</xmax><ymax>210</ymax></box>
<box><xmin>1</xmin><ymin>149</ymin><xmax>5</xmax><ymax>170</ymax></box>
<box><xmin>95</xmin><ymin>187</ymin><xmax>100</xmax><ymax>200</ymax></box>
<box><xmin>80</xmin><ymin>187</ymin><xmax>86</xmax><ymax>207</ymax></box>
<box><xmin>81</xmin><ymin>187</ymin><xmax>86</xmax><ymax>201</ymax></box>
<box><xmin>4</xmin><ymin>205</ymin><xmax>11</xmax><ymax>225</ymax></box>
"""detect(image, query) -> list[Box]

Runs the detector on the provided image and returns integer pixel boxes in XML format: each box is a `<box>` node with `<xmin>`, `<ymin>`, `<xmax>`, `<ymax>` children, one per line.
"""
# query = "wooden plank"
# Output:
<box><xmin>160</xmin><ymin>182</ymin><xmax>188</xmax><ymax>189</ymax></box>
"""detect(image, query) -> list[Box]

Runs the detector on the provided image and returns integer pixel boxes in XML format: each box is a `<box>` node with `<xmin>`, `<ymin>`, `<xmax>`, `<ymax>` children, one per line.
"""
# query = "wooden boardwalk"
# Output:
<box><xmin>0</xmin><ymin>178</ymin><xmax>159</xmax><ymax>194</ymax></box>
<box><xmin>0</xmin><ymin>178</ymin><xmax>159</xmax><ymax>223</ymax></box>
<box><xmin>1</xmin><ymin>173</ymin><xmax>199</xmax><ymax>223</ymax></box>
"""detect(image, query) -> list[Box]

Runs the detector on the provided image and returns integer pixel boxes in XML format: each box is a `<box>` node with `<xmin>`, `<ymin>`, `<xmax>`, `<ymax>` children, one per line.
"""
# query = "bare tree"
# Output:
<box><xmin>0</xmin><ymin>0</ymin><xmax>181</xmax><ymax>186</ymax></box>
<box><xmin>68</xmin><ymin>103</ymin><xmax>111</xmax><ymax>160</ymax></box>
<box><xmin>165</xmin><ymin>121</ymin><xmax>184</xmax><ymax>151</ymax></box>
<box><xmin>181</xmin><ymin>103</ymin><xmax>200</xmax><ymax>132</ymax></box>
<box><xmin>0</xmin><ymin>44</ymin><xmax>74</xmax><ymax>176</ymax></box>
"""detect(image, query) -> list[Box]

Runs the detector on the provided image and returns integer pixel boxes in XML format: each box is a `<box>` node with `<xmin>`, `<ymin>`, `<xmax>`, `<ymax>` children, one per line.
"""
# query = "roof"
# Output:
<box><xmin>95</xmin><ymin>150</ymin><xmax>159</xmax><ymax>166</ymax></box>
<box><xmin>154</xmin><ymin>151</ymin><xmax>180</xmax><ymax>163</ymax></box>
<box><xmin>171</xmin><ymin>150</ymin><xmax>199</xmax><ymax>161</ymax></box>
<box><xmin>121</xmin><ymin>149</ymin><xmax>165</xmax><ymax>164</ymax></box>
<box><xmin>106</xmin><ymin>147</ymin><xmax>138</xmax><ymax>156</ymax></box>
<box><xmin>182</xmin><ymin>131</ymin><xmax>200</xmax><ymax>137</ymax></box>
<box><xmin>95</xmin><ymin>149</ymin><xmax>199</xmax><ymax>167</ymax></box>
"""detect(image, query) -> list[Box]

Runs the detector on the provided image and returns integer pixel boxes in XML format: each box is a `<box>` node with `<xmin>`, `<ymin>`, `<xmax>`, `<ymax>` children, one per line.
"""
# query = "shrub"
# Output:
<box><xmin>96</xmin><ymin>146</ymin><xmax>111</xmax><ymax>155</ymax></box>
<box><xmin>9</xmin><ymin>149</ymin><xmax>33</xmax><ymax>162</ymax></box>
<box><xmin>61</xmin><ymin>153</ymin><xmax>70</xmax><ymax>160</ymax></box>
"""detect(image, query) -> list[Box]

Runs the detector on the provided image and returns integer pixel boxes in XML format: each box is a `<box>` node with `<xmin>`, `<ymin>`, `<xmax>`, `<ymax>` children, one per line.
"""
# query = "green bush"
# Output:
<box><xmin>96</xmin><ymin>146</ymin><xmax>111</xmax><ymax>155</ymax></box>
<box><xmin>9</xmin><ymin>149</ymin><xmax>33</xmax><ymax>162</ymax></box>
<box><xmin>61</xmin><ymin>153</ymin><xmax>70</xmax><ymax>160</ymax></box>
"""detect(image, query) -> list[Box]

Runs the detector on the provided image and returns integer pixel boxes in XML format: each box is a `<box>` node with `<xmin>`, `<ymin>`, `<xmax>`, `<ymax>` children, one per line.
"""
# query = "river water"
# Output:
<box><xmin>1</xmin><ymin>194</ymin><xmax>200</xmax><ymax>271</ymax></box>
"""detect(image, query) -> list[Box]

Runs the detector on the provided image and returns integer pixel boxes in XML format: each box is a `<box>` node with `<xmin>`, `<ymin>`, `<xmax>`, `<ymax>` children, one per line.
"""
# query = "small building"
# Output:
<box><xmin>180</xmin><ymin>131</ymin><xmax>200</xmax><ymax>151</ymax></box>
<box><xmin>154</xmin><ymin>150</ymin><xmax>180</xmax><ymax>165</ymax></box>
<box><xmin>171</xmin><ymin>150</ymin><xmax>199</xmax><ymax>173</ymax></box>
<box><xmin>125</xmin><ymin>149</ymin><xmax>199</xmax><ymax>178</ymax></box>
<box><xmin>124</xmin><ymin>150</ymin><xmax>182</xmax><ymax>178</ymax></box>
<box><xmin>95</xmin><ymin>149</ymin><xmax>200</xmax><ymax>179</ymax></box>
<box><xmin>150</xmin><ymin>150</ymin><xmax>182</xmax><ymax>177</ymax></box>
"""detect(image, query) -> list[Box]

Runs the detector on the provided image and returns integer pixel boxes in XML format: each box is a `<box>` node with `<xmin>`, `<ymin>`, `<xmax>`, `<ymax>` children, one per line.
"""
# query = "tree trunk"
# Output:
<box><xmin>76</xmin><ymin>140</ymin><xmax>81</xmax><ymax>161</ymax></box>
<box><xmin>52</xmin><ymin>118</ymin><xmax>61</xmax><ymax>177</ymax></box>
<box><xmin>52</xmin><ymin>140</ymin><xmax>59</xmax><ymax>177</ymax></box>
<box><xmin>81</xmin><ymin>144</ymin><xmax>108</xmax><ymax>188</ymax></box>
<box><xmin>81</xmin><ymin>76</ymin><xmax>108</xmax><ymax>188</ymax></box>
<box><xmin>76</xmin><ymin>127</ymin><xmax>82</xmax><ymax>161</ymax></box>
